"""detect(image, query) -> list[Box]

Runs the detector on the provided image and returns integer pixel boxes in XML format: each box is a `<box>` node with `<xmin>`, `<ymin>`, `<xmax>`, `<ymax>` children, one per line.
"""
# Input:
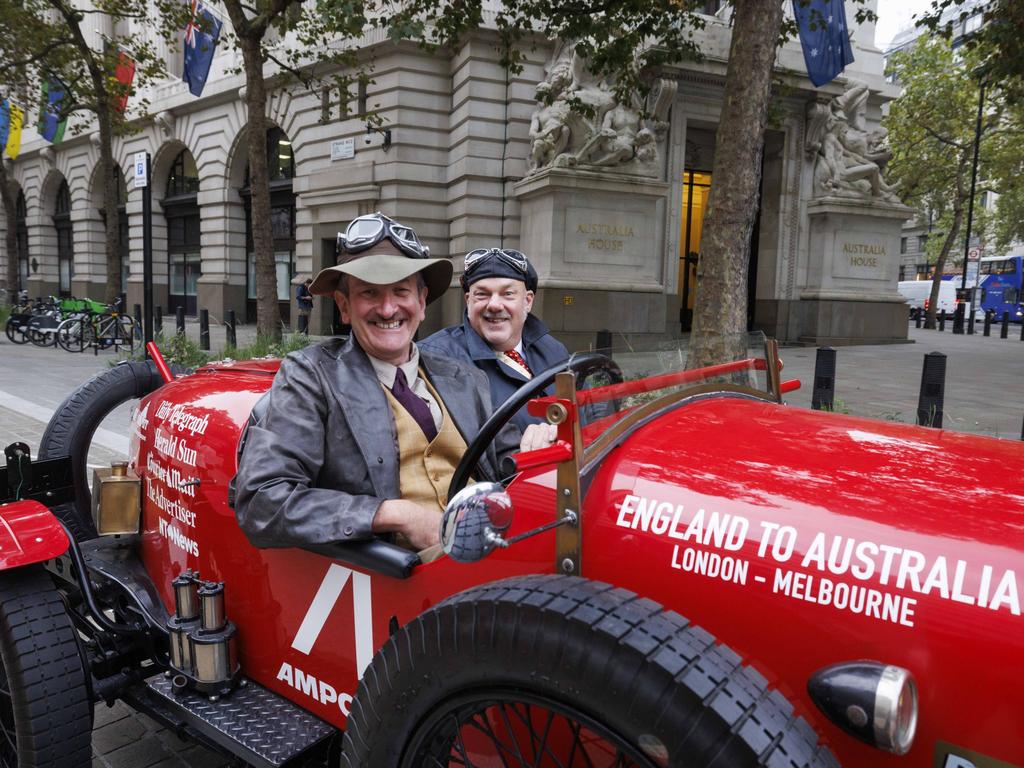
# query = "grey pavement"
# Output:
<box><xmin>0</xmin><ymin>319</ymin><xmax>1022</xmax><ymax>765</ymax></box>
<box><xmin>778</xmin><ymin>322</ymin><xmax>1024</xmax><ymax>440</ymax></box>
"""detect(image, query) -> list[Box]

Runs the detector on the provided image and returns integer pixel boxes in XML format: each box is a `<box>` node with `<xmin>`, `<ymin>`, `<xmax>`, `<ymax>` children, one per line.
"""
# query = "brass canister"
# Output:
<box><xmin>91</xmin><ymin>461</ymin><xmax>142</xmax><ymax>535</ymax></box>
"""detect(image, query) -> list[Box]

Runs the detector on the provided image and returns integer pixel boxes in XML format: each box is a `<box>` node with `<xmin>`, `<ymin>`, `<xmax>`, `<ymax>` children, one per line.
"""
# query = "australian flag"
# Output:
<box><xmin>183</xmin><ymin>0</ymin><xmax>222</xmax><ymax>97</ymax></box>
<box><xmin>793</xmin><ymin>0</ymin><xmax>855</xmax><ymax>87</ymax></box>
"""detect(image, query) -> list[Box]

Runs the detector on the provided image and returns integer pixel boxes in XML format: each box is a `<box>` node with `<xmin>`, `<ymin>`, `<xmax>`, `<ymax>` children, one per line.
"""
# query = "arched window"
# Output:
<box><xmin>243</xmin><ymin>127</ymin><xmax>296</xmax><ymax>324</ymax></box>
<box><xmin>15</xmin><ymin>191</ymin><xmax>28</xmax><ymax>291</ymax></box>
<box><xmin>54</xmin><ymin>180</ymin><xmax>73</xmax><ymax>297</ymax></box>
<box><xmin>100</xmin><ymin>168</ymin><xmax>130</xmax><ymax>295</ymax></box>
<box><xmin>163</xmin><ymin>150</ymin><xmax>201</xmax><ymax>315</ymax></box>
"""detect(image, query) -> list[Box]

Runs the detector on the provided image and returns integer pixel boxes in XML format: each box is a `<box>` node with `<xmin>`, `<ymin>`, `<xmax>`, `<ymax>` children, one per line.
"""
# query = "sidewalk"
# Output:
<box><xmin>778</xmin><ymin>323</ymin><xmax>1024</xmax><ymax>440</ymax></box>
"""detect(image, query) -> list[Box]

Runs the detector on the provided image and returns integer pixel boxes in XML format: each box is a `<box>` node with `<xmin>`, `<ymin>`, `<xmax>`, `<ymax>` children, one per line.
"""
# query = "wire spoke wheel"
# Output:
<box><xmin>406</xmin><ymin>691</ymin><xmax>654</xmax><ymax>768</ymax></box>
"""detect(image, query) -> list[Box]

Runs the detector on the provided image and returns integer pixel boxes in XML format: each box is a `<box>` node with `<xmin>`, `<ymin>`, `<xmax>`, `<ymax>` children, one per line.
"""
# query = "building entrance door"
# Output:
<box><xmin>679</xmin><ymin>170</ymin><xmax>711</xmax><ymax>331</ymax></box>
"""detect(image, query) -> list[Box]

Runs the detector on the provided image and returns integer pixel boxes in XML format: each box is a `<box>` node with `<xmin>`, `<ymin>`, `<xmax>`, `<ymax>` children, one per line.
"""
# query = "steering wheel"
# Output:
<box><xmin>448</xmin><ymin>352</ymin><xmax>624</xmax><ymax>499</ymax></box>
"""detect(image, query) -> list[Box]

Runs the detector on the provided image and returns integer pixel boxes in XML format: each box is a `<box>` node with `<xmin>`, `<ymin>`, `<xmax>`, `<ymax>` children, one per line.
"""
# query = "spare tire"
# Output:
<box><xmin>342</xmin><ymin>574</ymin><xmax>839</xmax><ymax>768</ymax></box>
<box><xmin>37</xmin><ymin>360</ymin><xmax>187</xmax><ymax>541</ymax></box>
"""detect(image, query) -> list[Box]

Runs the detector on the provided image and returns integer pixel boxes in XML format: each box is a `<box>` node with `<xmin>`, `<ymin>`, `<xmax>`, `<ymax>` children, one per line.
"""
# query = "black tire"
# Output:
<box><xmin>38</xmin><ymin>360</ymin><xmax>187</xmax><ymax>541</ymax></box>
<box><xmin>0</xmin><ymin>566</ymin><xmax>92</xmax><ymax>767</ymax></box>
<box><xmin>4</xmin><ymin>320</ymin><xmax>29</xmax><ymax>345</ymax></box>
<box><xmin>342</xmin><ymin>575</ymin><xmax>838</xmax><ymax>768</ymax></box>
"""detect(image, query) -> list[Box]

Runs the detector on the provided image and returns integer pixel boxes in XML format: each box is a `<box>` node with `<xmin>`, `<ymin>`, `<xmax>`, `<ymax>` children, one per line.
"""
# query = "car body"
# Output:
<box><xmin>0</xmin><ymin>334</ymin><xmax>1021</xmax><ymax>768</ymax></box>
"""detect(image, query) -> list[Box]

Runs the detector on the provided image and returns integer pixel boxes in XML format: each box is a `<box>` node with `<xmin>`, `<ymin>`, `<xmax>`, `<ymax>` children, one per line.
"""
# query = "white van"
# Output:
<box><xmin>897</xmin><ymin>280</ymin><xmax>958</xmax><ymax>314</ymax></box>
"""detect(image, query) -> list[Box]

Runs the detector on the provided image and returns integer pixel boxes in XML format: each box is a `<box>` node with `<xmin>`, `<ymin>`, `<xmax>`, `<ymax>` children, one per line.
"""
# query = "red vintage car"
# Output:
<box><xmin>0</xmin><ymin>333</ymin><xmax>1021</xmax><ymax>768</ymax></box>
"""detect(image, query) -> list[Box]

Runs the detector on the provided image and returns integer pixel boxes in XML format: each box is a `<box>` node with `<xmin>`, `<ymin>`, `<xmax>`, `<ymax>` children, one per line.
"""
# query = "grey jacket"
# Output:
<box><xmin>234</xmin><ymin>336</ymin><xmax>519</xmax><ymax>549</ymax></box>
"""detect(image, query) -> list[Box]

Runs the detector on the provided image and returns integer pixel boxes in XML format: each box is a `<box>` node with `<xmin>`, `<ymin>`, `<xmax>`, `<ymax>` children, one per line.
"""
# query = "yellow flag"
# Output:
<box><xmin>5</xmin><ymin>104</ymin><xmax>23</xmax><ymax>159</ymax></box>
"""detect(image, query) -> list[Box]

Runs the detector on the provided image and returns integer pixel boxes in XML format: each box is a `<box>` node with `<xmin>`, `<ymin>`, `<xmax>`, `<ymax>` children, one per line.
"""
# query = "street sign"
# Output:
<box><xmin>330</xmin><ymin>138</ymin><xmax>355</xmax><ymax>161</ymax></box>
<box><xmin>966</xmin><ymin>260</ymin><xmax>979</xmax><ymax>285</ymax></box>
<box><xmin>133</xmin><ymin>151</ymin><xmax>149</xmax><ymax>189</ymax></box>
<box><xmin>968</xmin><ymin>246</ymin><xmax>982</xmax><ymax>261</ymax></box>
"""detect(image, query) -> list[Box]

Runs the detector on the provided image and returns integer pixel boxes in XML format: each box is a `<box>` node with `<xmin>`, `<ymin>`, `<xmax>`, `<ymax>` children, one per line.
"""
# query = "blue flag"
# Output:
<box><xmin>0</xmin><ymin>100</ymin><xmax>9</xmax><ymax>149</ymax></box>
<box><xmin>793</xmin><ymin>0</ymin><xmax>855</xmax><ymax>87</ymax></box>
<box><xmin>39</xmin><ymin>78</ymin><xmax>67</xmax><ymax>144</ymax></box>
<box><xmin>183</xmin><ymin>0</ymin><xmax>222</xmax><ymax>97</ymax></box>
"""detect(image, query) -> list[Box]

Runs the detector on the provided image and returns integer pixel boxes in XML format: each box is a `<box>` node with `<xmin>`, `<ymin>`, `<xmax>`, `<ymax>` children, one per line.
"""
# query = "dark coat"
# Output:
<box><xmin>420</xmin><ymin>313</ymin><xmax>570</xmax><ymax>432</ymax></box>
<box><xmin>234</xmin><ymin>336</ymin><xmax>519</xmax><ymax>548</ymax></box>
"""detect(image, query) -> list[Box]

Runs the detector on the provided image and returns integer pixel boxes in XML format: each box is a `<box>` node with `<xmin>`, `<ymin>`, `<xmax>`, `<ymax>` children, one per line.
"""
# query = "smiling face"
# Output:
<box><xmin>335</xmin><ymin>275</ymin><xmax>427</xmax><ymax>365</ymax></box>
<box><xmin>465</xmin><ymin>277</ymin><xmax>534</xmax><ymax>352</ymax></box>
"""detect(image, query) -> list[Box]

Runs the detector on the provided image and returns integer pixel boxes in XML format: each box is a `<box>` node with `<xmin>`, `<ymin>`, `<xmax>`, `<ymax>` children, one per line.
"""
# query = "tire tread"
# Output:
<box><xmin>342</xmin><ymin>574</ymin><xmax>837</xmax><ymax>768</ymax></box>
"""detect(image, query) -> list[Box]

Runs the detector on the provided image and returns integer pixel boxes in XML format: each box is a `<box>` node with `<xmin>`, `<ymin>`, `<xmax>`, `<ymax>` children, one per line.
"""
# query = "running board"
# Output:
<box><xmin>129</xmin><ymin>673</ymin><xmax>336</xmax><ymax>767</ymax></box>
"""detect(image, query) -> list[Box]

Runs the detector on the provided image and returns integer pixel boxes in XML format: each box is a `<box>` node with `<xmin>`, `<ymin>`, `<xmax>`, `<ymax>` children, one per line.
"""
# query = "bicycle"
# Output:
<box><xmin>59</xmin><ymin>299</ymin><xmax>141</xmax><ymax>354</ymax></box>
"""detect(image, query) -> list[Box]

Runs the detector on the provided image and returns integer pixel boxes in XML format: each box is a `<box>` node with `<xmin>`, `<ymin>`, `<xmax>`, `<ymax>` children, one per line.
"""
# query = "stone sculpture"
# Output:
<box><xmin>526</xmin><ymin>42</ymin><xmax>674</xmax><ymax>177</ymax></box>
<box><xmin>806</xmin><ymin>80</ymin><xmax>899</xmax><ymax>203</ymax></box>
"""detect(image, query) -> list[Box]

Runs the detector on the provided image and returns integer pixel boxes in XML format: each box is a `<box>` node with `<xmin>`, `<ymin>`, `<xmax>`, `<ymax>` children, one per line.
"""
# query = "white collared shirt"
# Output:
<box><xmin>367</xmin><ymin>345</ymin><xmax>443</xmax><ymax>431</ymax></box>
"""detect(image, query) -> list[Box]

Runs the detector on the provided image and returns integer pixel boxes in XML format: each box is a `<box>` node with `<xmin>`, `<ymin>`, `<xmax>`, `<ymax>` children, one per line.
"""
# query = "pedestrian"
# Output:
<box><xmin>295</xmin><ymin>278</ymin><xmax>313</xmax><ymax>333</ymax></box>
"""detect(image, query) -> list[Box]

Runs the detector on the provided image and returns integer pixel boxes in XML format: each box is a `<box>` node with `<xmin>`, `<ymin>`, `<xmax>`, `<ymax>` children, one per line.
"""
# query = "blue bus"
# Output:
<box><xmin>977</xmin><ymin>255</ymin><xmax>1024</xmax><ymax>322</ymax></box>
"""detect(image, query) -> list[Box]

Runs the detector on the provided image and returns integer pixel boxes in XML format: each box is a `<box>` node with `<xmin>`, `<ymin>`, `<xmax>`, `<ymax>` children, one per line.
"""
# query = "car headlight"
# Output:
<box><xmin>808</xmin><ymin>661</ymin><xmax>918</xmax><ymax>755</ymax></box>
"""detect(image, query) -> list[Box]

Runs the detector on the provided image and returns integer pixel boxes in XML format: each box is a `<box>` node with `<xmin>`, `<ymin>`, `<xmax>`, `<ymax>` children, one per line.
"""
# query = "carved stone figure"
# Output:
<box><xmin>526</xmin><ymin>42</ymin><xmax>674</xmax><ymax>177</ymax></box>
<box><xmin>806</xmin><ymin>81</ymin><xmax>899</xmax><ymax>203</ymax></box>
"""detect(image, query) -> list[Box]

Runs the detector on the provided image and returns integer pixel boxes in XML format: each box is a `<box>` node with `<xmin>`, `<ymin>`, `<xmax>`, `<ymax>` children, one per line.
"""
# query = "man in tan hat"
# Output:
<box><xmin>235</xmin><ymin>213</ymin><xmax>550</xmax><ymax>553</ymax></box>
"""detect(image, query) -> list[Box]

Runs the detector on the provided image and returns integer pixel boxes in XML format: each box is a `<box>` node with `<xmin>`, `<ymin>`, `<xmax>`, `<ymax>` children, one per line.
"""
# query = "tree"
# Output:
<box><xmin>919</xmin><ymin>0</ymin><xmax>1024</xmax><ymax>102</ymax></box>
<box><xmin>884</xmin><ymin>36</ymin><xmax>1017</xmax><ymax>328</ymax></box>
<box><xmin>1</xmin><ymin>158</ymin><xmax>17</xmax><ymax>302</ymax></box>
<box><xmin>0</xmin><ymin>0</ymin><xmax>170</xmax><ymax>305</ymax></box>
<box><xmin>217</xmin><ymin>0</ymin><xmax>366</xmax><ymax>341</ymax></box>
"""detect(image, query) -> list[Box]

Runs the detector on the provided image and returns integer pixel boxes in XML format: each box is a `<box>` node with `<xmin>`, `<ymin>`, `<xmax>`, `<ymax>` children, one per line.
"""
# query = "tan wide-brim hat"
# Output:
<box><xmin>309</xmin><ymin>242</ymin><xmax>453</xmax><ymax>305</ymax></box>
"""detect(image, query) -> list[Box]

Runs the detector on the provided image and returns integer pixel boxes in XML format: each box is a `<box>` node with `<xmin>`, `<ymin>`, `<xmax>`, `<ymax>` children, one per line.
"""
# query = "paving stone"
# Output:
<box><xmin>91</xmin><ymin>713</ymin><xmax>148</xmax><ymax>753</ymax></box>
<box><xmin>99</xmin><ymin>734</ymin><xmax>177</xmax><ymax>768</ymax></box>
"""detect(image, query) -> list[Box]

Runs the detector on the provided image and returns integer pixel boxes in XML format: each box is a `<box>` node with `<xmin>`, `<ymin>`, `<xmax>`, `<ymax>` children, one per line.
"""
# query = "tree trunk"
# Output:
<box><xmin>689</xmin><ymin>0</ymin><xmax>785</xmax><ymax>368</ymax></box>
<box><xmin>56</xmin><ymin>2</ymin><xmax>122</xmax><ymax>305</ymax></box>
<box><xmin>925</xmin><ymin>203</ymin><xmax>963</xmax><ymax>330</ymax></box>
<box><xmin>241</xmin><ymin>37</ymin><xmax>280</xmax><ymax>342</ymax></box>
<box><xmin>95</xmin><ymin>95</ymin><xmax>121</xmax><ymax>306</ymax></box>
<box><xmin>0</xmin><ymin>161</ymin><xmax>18</xmax><ymax>303</ymax></box>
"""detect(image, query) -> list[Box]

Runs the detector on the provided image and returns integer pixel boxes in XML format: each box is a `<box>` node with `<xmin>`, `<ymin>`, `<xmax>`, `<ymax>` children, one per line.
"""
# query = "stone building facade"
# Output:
<box><xmin>0</xmin><ymin>1</ymin><xmax>910</xmax><ymax>348</ymax></box>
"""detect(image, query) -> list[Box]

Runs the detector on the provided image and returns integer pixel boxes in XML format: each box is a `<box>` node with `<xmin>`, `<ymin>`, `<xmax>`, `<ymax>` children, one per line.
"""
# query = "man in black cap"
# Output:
<box><xmin>421</xmin><ymin>248</ymin><xmax>569</xmax><ymax>431</ymax></box>
<box><xmin>235</xmin><ymin>215</ymin><xmax>552</xmax><ymax>554</ymax></box>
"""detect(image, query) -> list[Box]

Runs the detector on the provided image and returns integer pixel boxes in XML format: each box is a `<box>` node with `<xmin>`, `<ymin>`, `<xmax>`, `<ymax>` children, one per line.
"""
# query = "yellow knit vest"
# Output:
<box><xmin>382</xmin><ymin>372</ymin><xmax>468</xmax><ymax>515</ymax></box>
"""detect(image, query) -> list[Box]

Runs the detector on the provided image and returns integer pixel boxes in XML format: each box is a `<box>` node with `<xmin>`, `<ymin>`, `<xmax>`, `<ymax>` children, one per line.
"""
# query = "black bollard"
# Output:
<box><xmin>952</xmin><ymin>303</ymin><xmax>965</xmax><ymax>334</ymax></box>
<box><xmin>155</xmin><ymin>305</ymin><xmax>163</xmax><ymax>336</ymax></box>
<box><xmin>917</xmin><ymin>351</ymin><xmax>946</xmax><ymax>429</ymax></box>
<box><xmin>226</xmin><ymin>309</ymin><xmax>237</xmax><ymax>348</ymax></box>
<box><xmin>176</xmin><ymin>306</ymin><xmax>185</xmax><ymax>336</ymax></box>
<box><xmin>1001</xmin><ymin>311</ymin><xmax>1010</xmax><ymax>339</ymax></box>
<box><xmin>938</xmin><ymin>309</ymin><xmax>946</xmax><ymax>331</ymax></box>
<box><xmin>199</xmin><ymin>309</ymin><xmax>210</xmax><ymax>350</ymax></box>
<box><xmin>915</xmin><ymin>309</ymin><xmax>922</xmax><ymax>329</ymax></box>
<box><xmin>133</xmin><ymin>303</ymin><xmax>142</xmax><ymax>329</ymax></box>
<box><xmin>596</xmin><ymin>329</ymin><xmax>612</xmax><ymax>357</ymax></box>
<box><xmin>984</xmin><ymin>311</ymin><xmax>992</xmax><ymax>336</ymax></box>
<box><xmin>1020</xmin><ymin>319</ymin><xmax>1024</xmax><ymax>342</ymax></box>
<box><xmin>811</xmin><ymin>347</ymin><xmax>837</xmax><ymax>411</ymax></box>
<box><xmin>967</xmin><ymin>308</ymin><xmax>975</xmax><ymax>335</ymax></box>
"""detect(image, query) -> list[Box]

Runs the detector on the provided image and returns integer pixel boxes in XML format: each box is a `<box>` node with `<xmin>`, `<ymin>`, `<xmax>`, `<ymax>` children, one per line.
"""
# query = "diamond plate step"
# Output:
<box><xmin>142</xmin><ymin>674</ymin><xmax>336</xmax><ymax>767</ymax></box>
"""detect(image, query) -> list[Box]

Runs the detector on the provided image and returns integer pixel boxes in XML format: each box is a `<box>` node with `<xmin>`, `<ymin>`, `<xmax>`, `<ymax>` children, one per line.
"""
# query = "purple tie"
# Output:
<box><xmin>392</xmin><ymin>368</ymin><xmax>438</xmax><ymax>442</ymax></box>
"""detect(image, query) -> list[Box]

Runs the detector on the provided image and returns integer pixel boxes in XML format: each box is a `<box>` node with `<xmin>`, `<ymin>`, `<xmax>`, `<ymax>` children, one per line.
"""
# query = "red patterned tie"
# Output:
<box><xmin>503</xmin><ymin>349</ymin><xmax>532</xmax><ymax>376</ymax></box>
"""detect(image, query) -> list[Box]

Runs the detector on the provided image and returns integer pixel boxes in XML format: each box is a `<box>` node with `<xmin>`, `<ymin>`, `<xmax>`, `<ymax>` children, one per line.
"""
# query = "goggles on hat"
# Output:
<box><xmin>463</xmin><ymin>248</ymin><xmax>529</xmax><ymax>277</ymax></box>
<box><xmin>337</xmin><ymin>213</ymin><xmax>429</xmax><ymax>260</ymax></box>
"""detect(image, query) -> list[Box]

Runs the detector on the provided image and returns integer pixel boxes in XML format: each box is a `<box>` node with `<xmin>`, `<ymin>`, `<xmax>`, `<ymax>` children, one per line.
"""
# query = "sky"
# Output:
<box><xmin>873</xmin><ymin>0</ymin><xmax>937</xmax><ymax>50</ymax></box>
